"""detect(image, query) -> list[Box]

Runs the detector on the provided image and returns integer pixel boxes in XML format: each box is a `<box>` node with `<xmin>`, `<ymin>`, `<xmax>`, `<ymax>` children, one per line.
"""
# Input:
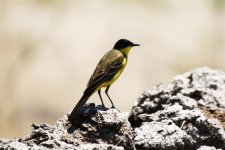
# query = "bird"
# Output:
<box><xmin>68</xmin><ymin>39</ymin><xmax>140</xmax><ymax>122</ymax></box>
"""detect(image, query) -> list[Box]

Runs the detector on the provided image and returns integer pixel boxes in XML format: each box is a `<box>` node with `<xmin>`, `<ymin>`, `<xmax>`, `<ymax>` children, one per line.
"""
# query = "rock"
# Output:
<box><xmin>1</xmin><ymin>67</ymin><xmax>225</xmax><ymax>149</ymax></box>
<box><xmin>1</xmin><ymin>108</ymin><xmax>134</xmax><ymax>150</ymax></box>
<box><xmin>197</xmin><ymin>146</ymin><xmax>222</xmax><ymax>150</ymax></box>
<box><xmin>129</xmin><ymin>67</ymin><xmax>225</xmax><ymax>149</ymax></box>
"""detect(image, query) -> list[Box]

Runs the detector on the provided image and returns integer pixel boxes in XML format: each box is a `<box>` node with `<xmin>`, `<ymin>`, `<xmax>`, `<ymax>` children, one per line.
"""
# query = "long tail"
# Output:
<box><xmin>68</xmin><ymin>92</ymin><xmax>92</xmax><ymax>122</ymax></box>
<box><xmin>69</xmin><ymin>75</ymin><xmax>103</xmax><ymax>122</ymax></box>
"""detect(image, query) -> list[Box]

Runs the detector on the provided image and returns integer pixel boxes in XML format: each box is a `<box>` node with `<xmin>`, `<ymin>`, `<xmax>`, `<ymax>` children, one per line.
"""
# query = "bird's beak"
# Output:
<box><xmin>132</xmin><ymin>43</ymin><xmax>140</xmax><ymax>47</ymax></box>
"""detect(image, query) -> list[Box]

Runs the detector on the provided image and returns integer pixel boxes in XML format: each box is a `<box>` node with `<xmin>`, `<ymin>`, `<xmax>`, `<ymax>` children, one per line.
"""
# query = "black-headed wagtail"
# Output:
<box><xmin>69</xmin><ymin>39</ymin><xmax>140</xmax><ymax>122</ymax></box>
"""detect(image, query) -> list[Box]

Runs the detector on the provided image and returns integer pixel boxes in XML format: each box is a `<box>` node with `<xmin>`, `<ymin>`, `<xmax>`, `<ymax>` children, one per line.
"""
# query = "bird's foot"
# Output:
<box><xmin>111</xmin><ymin>105</ymin><xmax>120</xmax><ymax>112</ymax></box>
<box><xmin>98</xmin><ymin>104</ymin><xmax>107</xmax><ymax>111</ymax></box>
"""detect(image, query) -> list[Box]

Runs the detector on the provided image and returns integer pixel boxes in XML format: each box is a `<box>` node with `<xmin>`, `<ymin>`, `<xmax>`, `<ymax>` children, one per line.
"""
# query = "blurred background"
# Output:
<box><xmin>0</xmin><ymin>0</ymin><xmax>225</xmax><ymax>138</ymax></box>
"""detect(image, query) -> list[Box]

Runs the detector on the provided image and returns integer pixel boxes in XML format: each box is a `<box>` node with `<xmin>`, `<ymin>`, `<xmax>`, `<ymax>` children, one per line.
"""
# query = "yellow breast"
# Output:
<box><xmin>100</xmin><ymin>58</ymin><xmax>127</xmax><ymax>88</ymax></box>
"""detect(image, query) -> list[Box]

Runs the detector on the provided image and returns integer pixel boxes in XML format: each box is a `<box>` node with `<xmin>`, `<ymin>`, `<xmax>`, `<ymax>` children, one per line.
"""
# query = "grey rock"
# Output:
<box><xmin>1</xmin><ymin>108</ymin><xmax>134</xmax><ymax>150</ymax></box>
<box><xmin>197</xmin><ymin>145</ymin><xmax>222</xmax><ymax>150</ymax></box>
<box><xmin>134</xmin><ymin>120</ymin><xmax>192</xmax><ymax>150</ymax></box>
<box><xmin>129</xmin><ymin>67</ymin><xmax>225</xmax><ymax>149</ymax></box>
<box><xmin>1</xmin><ymin>67</ymin><xmax>225</xmax><ymax>150</ymax></box>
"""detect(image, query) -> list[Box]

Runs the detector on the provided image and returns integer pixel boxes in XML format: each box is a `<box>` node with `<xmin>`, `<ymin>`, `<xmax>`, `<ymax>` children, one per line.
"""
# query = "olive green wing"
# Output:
<box><xmin>84</xmin><ymin>50</ymin><xmax>124</xmax><ymax>95</ymax></box>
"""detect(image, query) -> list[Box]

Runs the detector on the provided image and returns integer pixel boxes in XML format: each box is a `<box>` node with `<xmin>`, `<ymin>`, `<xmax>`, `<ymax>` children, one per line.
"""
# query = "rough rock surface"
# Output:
<box><xmin>129</xmin><ymin>67</ymin><xmax>225</xmax><ymax>150</ymax></box>
<box><xmin>0</xmin><ymin>107</ymin><xmax>133</xmax><ymax>150</ymax></box>
<box><xmin>1</xmin><ymin>67</ymin><xmax>225</xmax><ymax>150</ymax></box>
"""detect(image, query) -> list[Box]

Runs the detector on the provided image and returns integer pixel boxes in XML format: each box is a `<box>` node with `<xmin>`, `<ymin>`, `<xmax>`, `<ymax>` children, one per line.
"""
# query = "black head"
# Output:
<box><xmin>113</xmin><ymin>39</ymin><xmax>140</xmax><ymax>50</ymax></box>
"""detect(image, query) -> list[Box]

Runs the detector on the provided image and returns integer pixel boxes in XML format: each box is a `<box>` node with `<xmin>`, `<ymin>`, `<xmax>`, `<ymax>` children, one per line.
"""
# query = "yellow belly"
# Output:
<box><xmin>98</xmin><ymin>58</ymin><xmax>127</xmax><ymax>89</ymax></box>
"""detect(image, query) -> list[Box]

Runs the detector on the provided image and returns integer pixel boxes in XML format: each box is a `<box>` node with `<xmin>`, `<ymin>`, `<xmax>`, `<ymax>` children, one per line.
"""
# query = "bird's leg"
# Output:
<box><xmin>105</xmin><ymin>86</ymin><xmax>115</xmax><ymax>108</ymax></box>
<box><xmin>98</xmin><ymin>89</ymin><xmax>105</xmax><ymax>107</ymax></box>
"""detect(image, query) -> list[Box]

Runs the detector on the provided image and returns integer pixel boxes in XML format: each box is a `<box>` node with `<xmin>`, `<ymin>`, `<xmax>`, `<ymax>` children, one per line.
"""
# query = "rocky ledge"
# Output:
<box><xmin>1</xmin><ymin>67</ymin><xmax>225</xmax><ymax>150</ymax></box>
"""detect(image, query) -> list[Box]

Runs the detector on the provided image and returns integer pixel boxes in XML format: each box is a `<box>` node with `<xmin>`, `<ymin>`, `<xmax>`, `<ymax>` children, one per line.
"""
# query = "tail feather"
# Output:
<box><xmin>68</xmin><ymin>93</ymin><xmax>92</xmax><ymax>122</ymax></box>
<box><xmin>69</xmin><ymin>73</ymin><xmax>103</xmax><ymax>122</ymax></box>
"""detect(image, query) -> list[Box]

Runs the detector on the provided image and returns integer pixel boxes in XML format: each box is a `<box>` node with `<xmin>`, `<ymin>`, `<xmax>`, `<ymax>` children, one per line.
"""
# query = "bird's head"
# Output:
<box><xmin>113</xmin><ymin>39</ymin><xmax>140</xmax><ymax>56</ymax></box>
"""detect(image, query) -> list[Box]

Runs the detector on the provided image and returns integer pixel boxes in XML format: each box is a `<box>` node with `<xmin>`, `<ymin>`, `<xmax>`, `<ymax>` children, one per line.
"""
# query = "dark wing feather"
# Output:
<box><xmin>84</xmin><ymin>50</ymin><xmax>124</xmax><ymax>95</ymax></box>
